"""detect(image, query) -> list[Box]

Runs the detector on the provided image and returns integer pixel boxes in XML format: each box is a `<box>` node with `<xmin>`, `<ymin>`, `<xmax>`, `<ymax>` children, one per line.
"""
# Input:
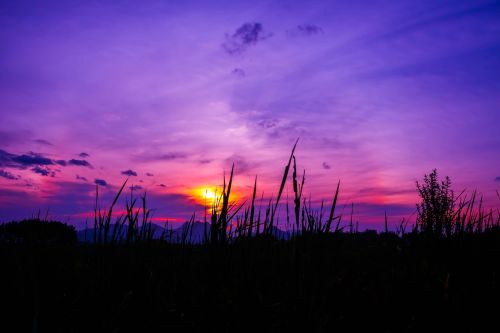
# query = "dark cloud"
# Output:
<box><xmin>31</xmin><ymin>166</ymin><xmax>54</xmax><ymax>177</ymax></box>
<box><xmin>495</xmin><ymin>177</ymin><xmax>500</xmax><ymax>182</ymax></box>
<box><xmin>68</xmin><ymin>159</ymin><xmax>92</xmax><ymax>168</ymax></box>
<box><xmin>13</xmin><ymin>152</ymin><xmax>53</xmax><ymax>166</ymax></box>
<box><xmin>129</xmin><ymin>185</ymin><xmax>143</xmax><ymax>191</ymax></box>
<box><xmin>322</xmin><ymin>162</ymin><xmax>331</xmax><ymax>170</ymax></box>
<box><xmin>121</xmin><ymin>169</ymin><xmax>138</xmax><ymax>176</ymax></box>
<box><xmin>296</xmin><ymin>24</ymin><xmax>323</xmax><ymax>36</ymax></box>
<box><xmin>79</xmin><ymin>152</ymin><xmax>90</xmax><ymax>158</ymax></box>
<box><xmin>146</xmin><ymin>172</ymin><xmax>154</xmax><ymax>177</ymax></box>
<box><xmin>0</xmin><ymin>149</ymin><xmax>53</xmax><ymax>169</ymax></box>
<box><xmin>231</xmin><ymin>68</ymin><xmax>246</xmax><ymax>77</ymax></box>
<box><xmin>94</xmin><ymin>179</ymin><xmax>107</xmax><ymax>187</ymax></box>
<box><xmin>76</xmin><ymin>175</ymin><xmax>88</xmax><ymax>182</ymax></box>
<box><xmin>0</xmin><ymin>150</ymin><xmax>16</xmax><ymax>167</ymax></box>
<box><xmin>34</xmin><ymin>139</ymin><xmax>53</xmax><ymax>146</ymax></box>
<box><xmin>158</xmin><ymin>184</ymin><xmax>167</xmax><ymax>188</ymax></box>
<box><xmin>222</xmin><ymin>22</ymin><xmax>271</xmax><ymax>55</ymax></box>
<box><xmin>0</xmin><ymin>169</ymin><xmax>19</xmax><ymax>180</ymax></box>
<box><xmin>0</xmin><ymin>149</ymin><xmax>95</xmax><ymax>175</ymax></box>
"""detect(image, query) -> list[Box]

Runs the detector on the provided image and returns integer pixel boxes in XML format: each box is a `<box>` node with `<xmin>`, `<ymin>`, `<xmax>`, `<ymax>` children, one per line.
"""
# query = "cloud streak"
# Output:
<box><xmin>0</xmin><ymin>169</ymin><xmax>19</xmax><ymax>180</ymax></box>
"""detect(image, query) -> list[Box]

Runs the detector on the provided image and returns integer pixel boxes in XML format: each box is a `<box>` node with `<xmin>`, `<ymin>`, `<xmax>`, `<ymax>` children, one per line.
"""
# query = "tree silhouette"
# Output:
<box><xmin>0</xmin><ymin>219</ymin><xmax>77</xmax><ymax>245</ymax></box>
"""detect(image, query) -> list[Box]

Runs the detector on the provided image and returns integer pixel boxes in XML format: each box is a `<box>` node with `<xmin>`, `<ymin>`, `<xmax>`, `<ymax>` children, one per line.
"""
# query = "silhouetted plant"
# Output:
<box><xmin>416</xmin><ymin>169</ymin><xmax>455</xmax><ymax>237</ymax></box>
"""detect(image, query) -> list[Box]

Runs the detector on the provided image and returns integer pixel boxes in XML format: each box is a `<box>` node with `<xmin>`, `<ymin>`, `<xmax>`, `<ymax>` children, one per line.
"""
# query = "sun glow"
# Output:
<box><xmin>190</xmin><ymin>187</ymin><xmax>220</xmax><ymax>206</ymax></box>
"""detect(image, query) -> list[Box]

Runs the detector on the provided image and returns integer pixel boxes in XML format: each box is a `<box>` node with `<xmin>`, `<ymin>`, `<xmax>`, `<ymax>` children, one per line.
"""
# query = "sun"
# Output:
<box><xmin>190</xmin><ymin>186</ymin><xmax>219</xmax><ymax>206</ymax></box>
<box><xmin>202</xmin><ymin>188</ymin><xmax>217</xmax><ymax>201</ymax></box>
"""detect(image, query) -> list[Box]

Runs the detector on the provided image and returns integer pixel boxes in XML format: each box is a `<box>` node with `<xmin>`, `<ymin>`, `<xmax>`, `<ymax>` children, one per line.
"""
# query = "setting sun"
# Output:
<box><xmin>189</xmin><ymin>186</ymin><xmax>220</xmax><ymax>206</ymax></box>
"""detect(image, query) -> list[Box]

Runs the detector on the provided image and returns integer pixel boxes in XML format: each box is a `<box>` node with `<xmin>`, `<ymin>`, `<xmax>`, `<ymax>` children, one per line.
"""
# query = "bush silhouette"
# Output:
<box><xmin>0</xmin><ymin>218</ymin><xmax>77</xmax><ymax>245</ymax></box>
<box><xmin>416</xmin><ymin>169</ymin><xmax>455</xmax><ymax>237</ymax></box>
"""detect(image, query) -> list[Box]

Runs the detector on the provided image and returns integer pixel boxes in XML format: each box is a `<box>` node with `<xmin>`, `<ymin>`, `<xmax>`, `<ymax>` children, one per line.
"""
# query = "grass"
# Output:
<box><xmin>1</xmin><ymin>142</ymin><xmax>500</xmax><ymax>332</ymax></box>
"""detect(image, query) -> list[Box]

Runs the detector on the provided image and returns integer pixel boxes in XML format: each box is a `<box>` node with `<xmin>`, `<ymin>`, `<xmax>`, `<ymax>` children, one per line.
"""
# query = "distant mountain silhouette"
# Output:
<box><xmin>77</xmin><ymin>221</ymin><xmax>291</xmax><ymax>243</ymax></box>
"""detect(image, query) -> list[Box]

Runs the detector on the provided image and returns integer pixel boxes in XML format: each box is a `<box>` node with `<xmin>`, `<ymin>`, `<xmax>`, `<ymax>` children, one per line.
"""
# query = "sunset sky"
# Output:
<box><xmin>1</xmin><ymin>0</ymin><xmax>499</xmax><ymax>230</ymax></box>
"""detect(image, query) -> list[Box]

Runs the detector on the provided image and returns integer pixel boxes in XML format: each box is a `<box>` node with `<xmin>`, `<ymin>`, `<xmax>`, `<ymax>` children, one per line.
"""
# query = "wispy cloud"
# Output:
<box><xmin>0</xmin><ymin>169</ymin><xmax>19</xmax><ymax>180</ymax></box>
<box><xmin>288</xmin><ymin>24</ymin><xmax>323</xmax><ymax>37</ymax></box>
<box><xmin>224</xmin><ymin>154</ymin><xmax>256</xmax><ymax>175</ymax></box>
<box><xmin>322</xmin><ymin>162</ymin><xmax>331</xmax><ymax>170</ymax></box>
<box><xmin>76</xmin><ymin>175</ymin><xmax>88</xmax><ymax>182</ymax></box>
<box><xmin>79</xmin><ymin>152</ymin><xmax>90</xmax><ymax>158</ymax></box>
<box><xmin>34</xmin><ymin>139</ymin><xmax>53</xmax><ymax>146</ymax></box>
<box><xmin>231</xmin><ymin>68</ymin><xmax>246</xmax><ymax>77</ymax></box>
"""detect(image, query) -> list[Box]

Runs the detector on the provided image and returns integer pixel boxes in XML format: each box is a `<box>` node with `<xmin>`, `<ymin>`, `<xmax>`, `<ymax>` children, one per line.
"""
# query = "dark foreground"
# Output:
<box><xmin>2</xmin><ymin>229</ymin><xmax>500</xmax><ymax>332</ymax></box>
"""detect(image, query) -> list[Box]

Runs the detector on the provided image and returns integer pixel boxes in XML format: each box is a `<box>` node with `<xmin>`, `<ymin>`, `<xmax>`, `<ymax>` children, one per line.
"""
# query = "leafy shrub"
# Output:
<box><xmin>416</xmin><ymin>169</ymin><xmax>455</xmax><ymax>237</ymax></box>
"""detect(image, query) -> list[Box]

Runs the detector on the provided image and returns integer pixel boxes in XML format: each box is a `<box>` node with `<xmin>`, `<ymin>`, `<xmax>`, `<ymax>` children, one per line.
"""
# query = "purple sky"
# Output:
<box><xmin>1</xmin><ymin>0</ymin><xmax>499</xmax><ymax>230</ymax></box>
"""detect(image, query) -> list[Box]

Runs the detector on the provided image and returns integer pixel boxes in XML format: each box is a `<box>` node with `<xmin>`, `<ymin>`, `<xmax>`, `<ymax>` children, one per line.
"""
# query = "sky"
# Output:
<box><xmin>1</xmin><ymin>0</ymin><xmax>499</xmax><ymax>230</ymax></box>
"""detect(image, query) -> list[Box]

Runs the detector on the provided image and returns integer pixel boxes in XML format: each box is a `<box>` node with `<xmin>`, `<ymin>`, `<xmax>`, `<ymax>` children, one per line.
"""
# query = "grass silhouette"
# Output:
<box><xmin>1</xmin><ymin>143</ymin><xmax>500</xmax><ymax>332</ymax></box>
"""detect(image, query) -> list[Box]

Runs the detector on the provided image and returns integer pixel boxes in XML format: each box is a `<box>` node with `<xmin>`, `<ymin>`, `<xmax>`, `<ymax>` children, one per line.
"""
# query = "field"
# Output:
<box><xmin>1</xmin><ymin>146</ymin><xmax>499</xmax><ymax>332</ymax></box>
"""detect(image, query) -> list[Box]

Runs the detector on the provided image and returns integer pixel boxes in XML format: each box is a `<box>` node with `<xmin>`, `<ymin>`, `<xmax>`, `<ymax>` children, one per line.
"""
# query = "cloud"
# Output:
<box><xmin>94</xmin><ymin>179</ymin><xmax>107</xmax><ymax>187</ymax></box>
<box><xmin>156</xmin><ymin>152</ymin><xmax>188</xmax><ymax>161</ymax></box>
<box><xmin>121</xmin><ymin>169</ymin><xmax>138</xmax><ymax>176</ymax></box>
<box><xmin>12</xmin><ymin>152</ymin><xmax>53</xmax><ymax>166</ymax></box>
<box><xmin>79</xmin><ymin>152</ymin><xmax>89</xmax><ymax>158</ymax></box>
<box><xmin>222</xmin><ymin>22</ymin><xmax>271</xmax><ymax>55</ymax></box>
<box><xmin>34</xmin><ymin>139</ymin><xmax>53</xmax><ymax>146</ymax></box>
<box><xmin>495</xmin><ymin>177</ymin><xmax>500</xmax><ymax>182</ymax></box>
<box><xmin>68</xmin><ymin>159</ymin><xmax>92</xmax><ymax>168</ymax></box>
<box><xmin>0</xmin><ymin>169</ymin><xmax>19</xmax><ymax>180</ymax></box>
<box><xmin>76</xmin><ymin>175</ymin><xmax>88</xmax><ymax>182</ymax></box>
<box><xmin>199</xmin><ymin>159</ymin><xmax>212</xmax><ymax>164</ymax></box>
<box><xmin>224</xmin><ymin>154</ymin><xmax>256</xmax><ymax>175</ymax></box>
<box><xmin>31</xmin><ymin>166</ymin><xmax>54</xmax><ymax>177</ymax></box>
<box><xmin>146</xmin><ymin>172</ymin><xmax>154</xmax><ymax>177</ymax></box>
<box><xmin>293</xmin><ymin>24</ymin><xmax>323</xmax><ymax>36</ymax></box>
<box><xmin>322</xmin><ymin>162</ymin><xmax>331</xmax><ymax>170</ymax></box>
<box><xmin>134</xmin><ymin>151</ymin><xmax>189</xmax><ymax>162</ymax></box>
<box><xmin>158</xmin><ymin>184</ymin><xmax>167</xmax><ymax>188</ymax></box>
<box><xmin>129</xmin><ymin>185</ymin><xmax>143</xmax><ymax>191</ymax></box>
<box><xmin>231</xmin><ymin>68</ymin><xmax>246</xmax><ymax>77</ymax></box>
<box><xmin>0</xmin><ymin>149</ymin><xmax>95</xmax><ymax>172</ymax></box>
<box><xmin>0</xmin><ymin>150</ymin><xmax>17</xmax><ymax>167</ymax></box>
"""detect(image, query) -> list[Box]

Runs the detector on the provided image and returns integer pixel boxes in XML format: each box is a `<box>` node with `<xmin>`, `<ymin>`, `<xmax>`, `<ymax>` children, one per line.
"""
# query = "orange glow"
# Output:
<box><xmin>189</xmin><ymin>186</ymin><xmax>220</xmax><ymax>207</ymax></box>
<box><xmin>188</xmin><ymin>185</ymin><xmax>244</xmax><ymax>208</ymax></box>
